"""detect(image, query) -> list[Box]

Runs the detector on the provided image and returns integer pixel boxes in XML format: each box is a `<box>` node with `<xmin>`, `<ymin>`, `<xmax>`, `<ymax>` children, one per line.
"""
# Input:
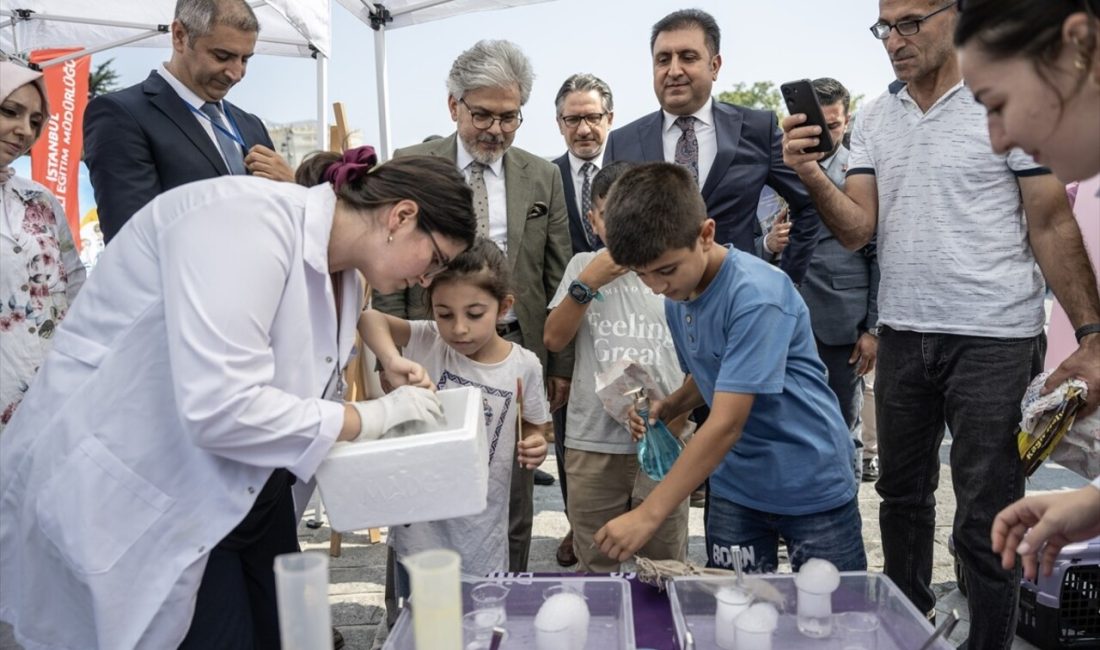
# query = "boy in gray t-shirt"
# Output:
<box><xmin>545</xmin><ymin>162</ymin><xmax>689</xmax><ymax>572</ymax></box>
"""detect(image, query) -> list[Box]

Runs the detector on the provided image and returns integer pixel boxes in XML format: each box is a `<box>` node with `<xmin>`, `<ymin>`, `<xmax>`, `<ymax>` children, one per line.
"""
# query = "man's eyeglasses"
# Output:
<box><xmin>559</xmin><ymin>112</ymin><xmax>608</xmax><ymax>128</ymax></box>
<box><xmin>422</xmin><ymin>230</ymin><xmax>451</xmax><ymax>280</ymax></box>
<box><xmin>459</xmin><ymin>98</ymin><xmax>523</xmax><ymax>133</ymax></box>
<box><xmin>869</xmin><ymin>2</ymin><xmax>955</xmax><ymax>39</ymax></box>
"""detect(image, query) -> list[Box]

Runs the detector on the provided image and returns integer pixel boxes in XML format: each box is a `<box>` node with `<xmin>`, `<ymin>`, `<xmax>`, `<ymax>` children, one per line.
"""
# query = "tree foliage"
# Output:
<box><xmin>718</xmin><ymin>80</ymin><xmax>865</xmax><ymax>117</ymax></box>
<box><xmin>88</xmin><ymin>58</ymin><xmax>120</xmax><ymax>100</ymax></box>
<box><xmin>717</xmin><ymin>81</ymin><xmax>784</xmax><ymax>114</ymax></box>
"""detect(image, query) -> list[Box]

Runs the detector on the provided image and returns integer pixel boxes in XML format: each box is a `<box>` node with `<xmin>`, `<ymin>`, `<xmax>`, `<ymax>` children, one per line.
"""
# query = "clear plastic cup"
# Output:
<box><xmin>714</xmin><ymin>586</ymin><xmax>751</xmax><ymax>650</ymax></box>
<box><xmin>274</xmin><ymin>551</ymin><xmax>333</xmax><ymax>650</ymax></box>
<box><xmin>836</xmin><ymin>611</ymin><xmax>880</xmax><ymax>650</ymax></box>
<box><xmin>462</xmin><ymin>608</ymin><xmax>504</xmax><ymax>650</ymax></box>
<box><xmin>470</xmin><ymin>582</ymin><xmax>509</xmax><ymax>626</ymax></box>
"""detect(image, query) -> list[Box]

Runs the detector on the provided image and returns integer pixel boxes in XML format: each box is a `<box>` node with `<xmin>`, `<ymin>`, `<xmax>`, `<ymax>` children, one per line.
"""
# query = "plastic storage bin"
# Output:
<box><xmin>668</xmin><ymin>572</ymin><xmax>952</xmax><ymax>649</ymax></box>
<box><xmin>1016</xmin><ymin>536</ymin><xmax>1100</xmax><ymax>649</ymax></box>
<box><xmin>383</xmin><ymin>576</ymin><xmax>636</xmax><ymax>649</ymax></box>
<box><xmin>314</xmin><ymin>386</ymin><xmax>488</xmax><ymax>532</ymax></box>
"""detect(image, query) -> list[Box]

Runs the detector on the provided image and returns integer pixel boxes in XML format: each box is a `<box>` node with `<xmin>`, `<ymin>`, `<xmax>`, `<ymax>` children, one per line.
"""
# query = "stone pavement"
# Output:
<box><xmin>302</xmin><ymin>445</ymin><xmax>1044</xmax><ymax>650</ymax></box>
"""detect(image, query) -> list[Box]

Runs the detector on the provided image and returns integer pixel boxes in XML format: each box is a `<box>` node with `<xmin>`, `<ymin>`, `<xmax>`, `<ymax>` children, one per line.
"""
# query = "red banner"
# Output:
<box><xmin>29</xmin><ymin>48</ymin><xmax>90</xmax><ymax>252</ymax></box>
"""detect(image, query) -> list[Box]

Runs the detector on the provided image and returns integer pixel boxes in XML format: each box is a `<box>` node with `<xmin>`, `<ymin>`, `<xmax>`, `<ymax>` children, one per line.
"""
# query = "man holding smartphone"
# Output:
<box><xmin>793</xmin><ymin>78</ymin><xmax>880</xmax><ymax>484</ymax></box>
<box><xmin>780</xmin><ymin>2</ymin><xmax>1100</xmax><ymax>648</ymax></box>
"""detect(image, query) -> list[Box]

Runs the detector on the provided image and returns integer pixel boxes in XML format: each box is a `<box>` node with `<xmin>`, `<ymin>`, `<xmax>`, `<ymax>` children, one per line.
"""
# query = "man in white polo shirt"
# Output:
<box><xmin>780</xmin><ymin>1</ymin><xmax>1100</xmax><ymax>649</ymax></box>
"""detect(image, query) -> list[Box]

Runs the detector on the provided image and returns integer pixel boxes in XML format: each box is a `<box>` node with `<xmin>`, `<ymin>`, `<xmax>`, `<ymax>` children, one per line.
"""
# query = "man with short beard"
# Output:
<box><xmin>375</xmin><ymin>39</ymin><xmax>572</xmax><ymax>574</ymax></box>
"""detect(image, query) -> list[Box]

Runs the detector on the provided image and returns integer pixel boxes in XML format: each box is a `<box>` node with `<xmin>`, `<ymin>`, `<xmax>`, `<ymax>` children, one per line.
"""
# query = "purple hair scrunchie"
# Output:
<box><xmin>323</xmin><ymin>145</ymin><xmax>379</xmax><ymax>189</ymax></box>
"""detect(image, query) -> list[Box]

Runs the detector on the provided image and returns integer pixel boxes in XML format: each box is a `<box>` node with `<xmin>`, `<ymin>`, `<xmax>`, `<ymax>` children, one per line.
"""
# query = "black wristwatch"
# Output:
<box><xmin>1075</xmin><ymin>322</ymin><xmax>1100</xmax><ymax>343</ymax></box>
<box><xmin>568</xmin><ymin>280</ymin><xmax>599</xmax><ymax>305</ymax></box>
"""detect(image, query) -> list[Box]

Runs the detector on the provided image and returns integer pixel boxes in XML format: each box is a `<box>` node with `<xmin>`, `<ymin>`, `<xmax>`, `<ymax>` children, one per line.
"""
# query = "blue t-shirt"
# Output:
<box><xmin>666</xmin><ymin>248</ymin><xmax>856</xmax><ymax>515</ymax></box>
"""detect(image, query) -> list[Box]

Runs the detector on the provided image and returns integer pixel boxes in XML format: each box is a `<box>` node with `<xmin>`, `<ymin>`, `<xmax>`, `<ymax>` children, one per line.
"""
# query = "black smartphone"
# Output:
<box><xmin>780</xmin><ymin>79</ymin><xmax>834</xmax><ymax>155</ymax></box>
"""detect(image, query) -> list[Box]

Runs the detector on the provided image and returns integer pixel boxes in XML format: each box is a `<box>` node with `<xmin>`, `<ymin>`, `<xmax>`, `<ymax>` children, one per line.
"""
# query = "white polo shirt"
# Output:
<box><xmin>848</xmin><ymin>81</ymin><xmax>1048</xmax><ymax>338</ymax></box>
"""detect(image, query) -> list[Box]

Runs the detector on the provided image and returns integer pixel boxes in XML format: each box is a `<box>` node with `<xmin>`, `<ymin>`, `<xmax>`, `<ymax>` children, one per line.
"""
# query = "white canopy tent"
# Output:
<box><xmin>334</xmin><ymin>0</ymin><xmax>552</xmax><ymax>159</ymax></box>
<box><xmin>0</xmin><ymin>0</ymin><xmax>333</xmax><ymax>149</ymax></box>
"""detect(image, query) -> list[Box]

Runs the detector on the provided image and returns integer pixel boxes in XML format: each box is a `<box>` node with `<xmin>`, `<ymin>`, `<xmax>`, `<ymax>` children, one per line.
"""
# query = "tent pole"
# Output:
<box><xmin>373</xmin><ymin>23</ymin><xmax>391</xmax><ymax>161</ymax></box>
<box><xmin>317</xmin><ymin>51</ymin><xmax>329</xmax><ymax>153</ymax></box>
<box><xmin>33</xmin><ymin>31</ymin><xmax>165</xmax><ymax>68</ymax></box>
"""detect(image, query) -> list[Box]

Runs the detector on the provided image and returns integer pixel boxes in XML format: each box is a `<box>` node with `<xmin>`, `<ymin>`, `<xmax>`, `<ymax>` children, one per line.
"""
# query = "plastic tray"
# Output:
<box><xmin>668</xmin><ymin>572</ymin><xmax>951</xmax><ymax>649</ymax></box>
<box><xmin>383</xmin><ymin>576</ymin><xmax>636</xmax><ymax>649</ymax></box>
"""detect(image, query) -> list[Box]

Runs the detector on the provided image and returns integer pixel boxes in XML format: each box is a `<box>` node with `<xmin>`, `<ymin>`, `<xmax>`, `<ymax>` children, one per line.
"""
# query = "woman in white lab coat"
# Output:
<box><xmin>0</xmin><ymin>147</ymin><xmax>476</xmax><ymax>649</ymax></box>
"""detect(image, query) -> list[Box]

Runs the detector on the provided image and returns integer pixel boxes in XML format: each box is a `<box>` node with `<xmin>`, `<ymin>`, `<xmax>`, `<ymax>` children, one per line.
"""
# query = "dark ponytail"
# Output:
<box><xmin>297</xmin><ymin>148</ymin><xmax>477</xmax><ymax>248</ymax></box>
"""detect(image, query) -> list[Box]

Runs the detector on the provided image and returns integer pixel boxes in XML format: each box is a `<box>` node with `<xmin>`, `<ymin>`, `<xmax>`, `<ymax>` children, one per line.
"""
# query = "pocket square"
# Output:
<box><xmin>526</xmin><ymin>202</ymin><xmax>549</xmax><ymax>220</ymax></box>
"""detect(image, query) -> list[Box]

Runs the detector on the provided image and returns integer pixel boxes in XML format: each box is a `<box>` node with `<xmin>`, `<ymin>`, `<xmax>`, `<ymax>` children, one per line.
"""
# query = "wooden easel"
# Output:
<box><xmin>328</xmin><ymin>102</ymin><xmax>383</xmax><ymax>557</ymax></box>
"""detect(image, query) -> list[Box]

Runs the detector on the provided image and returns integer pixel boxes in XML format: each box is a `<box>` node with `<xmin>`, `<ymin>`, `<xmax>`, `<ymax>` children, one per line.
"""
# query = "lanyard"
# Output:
<box><xmin>187</xmin><ymin>102</ymin><xmax>247</xmax><ymax>148</ymax></box>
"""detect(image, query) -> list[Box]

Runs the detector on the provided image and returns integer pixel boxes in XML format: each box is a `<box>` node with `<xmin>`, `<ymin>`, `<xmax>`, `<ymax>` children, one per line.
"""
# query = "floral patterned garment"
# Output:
<box><xmin>0</xmin><ymin>171</ymin><xmax>86</xmax><ymax>432</ymax></box>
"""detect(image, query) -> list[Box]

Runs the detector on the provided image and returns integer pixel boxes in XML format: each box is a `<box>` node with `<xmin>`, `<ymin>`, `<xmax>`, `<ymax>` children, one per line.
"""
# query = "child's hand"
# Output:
<box><xmin>594</xmin><ymin>508</ymin><xmax>661</xmax><ymax>562</ymax></box>
<box><xmin>517</xmin><ymin>431</ymin><xmax>548</xmax><ymax>470</ymax></box>
<box><xmin>382</xmin><ymin>357</ymin><xmax>434</xmax><ymax>391</ymax></box>
<box><xmin>578</xmin><ymin>250</ymin><xmax>627</xmax><ymax>290</ymax></box>
<box><xmin>627</xmin><ymin>398</ymin><xmax>666</xmax><ymax>442</ymax></box>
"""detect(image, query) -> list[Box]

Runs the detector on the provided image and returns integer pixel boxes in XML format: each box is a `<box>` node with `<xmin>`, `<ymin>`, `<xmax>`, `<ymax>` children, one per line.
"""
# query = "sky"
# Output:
<box><xmin>14</xmin><ymin>0</ymin><xmax>901</xmax><ymax>214</ymax></box>
<box><xmin>96</xmin><ymin>0</ymin><xmax>899</xmax><ymax>158</ymax></box>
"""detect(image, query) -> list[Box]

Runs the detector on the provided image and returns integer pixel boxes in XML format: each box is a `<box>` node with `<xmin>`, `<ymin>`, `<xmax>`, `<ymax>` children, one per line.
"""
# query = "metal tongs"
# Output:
<box><xmin>917</xmin><ymin>608</ymin><xmax>960</xmax><ymax>650</ymax></box>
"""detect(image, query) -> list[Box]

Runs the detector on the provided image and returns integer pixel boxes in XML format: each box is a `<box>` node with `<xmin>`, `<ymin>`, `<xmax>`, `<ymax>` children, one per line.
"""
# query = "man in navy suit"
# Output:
<box><xmin>552</xmin><ymin>73</ymin><xmax>614</xmax><ymax>255</ymax></box>
<box><xmin>796</xmin><ymin>78</ymin><xmax>879</xmax><ymax>483</ymax></box>
<box><xmin>84</xmin><ymin>0</ymin><xmax>293</xmax><ymax>243</ymax></box>
<box><xmin>604</xmin><ymin>8</ymin><xmax>820</xmax><ymax>284</ymax></box>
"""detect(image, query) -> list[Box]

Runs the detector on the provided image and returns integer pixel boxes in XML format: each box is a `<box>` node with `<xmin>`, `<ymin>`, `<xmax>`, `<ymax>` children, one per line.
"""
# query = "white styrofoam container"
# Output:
<box><xmin>314</xmin><ymin>387</ymin><xmax>488</xmax><ymax>532</ymax></box>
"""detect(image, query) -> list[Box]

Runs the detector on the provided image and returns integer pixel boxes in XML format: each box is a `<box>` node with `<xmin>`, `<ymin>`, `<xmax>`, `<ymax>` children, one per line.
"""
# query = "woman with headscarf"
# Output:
<box><xmin>0</xmin><ymin>56</ymin><xmax>86</xmax><ymax>433</ymax></box>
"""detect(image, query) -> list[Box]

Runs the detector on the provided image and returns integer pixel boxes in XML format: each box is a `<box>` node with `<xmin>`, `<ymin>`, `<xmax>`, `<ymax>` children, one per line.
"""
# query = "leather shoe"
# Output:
<box><xmin>333</xmin><ymin>627</ymin><xmax>345</xmax><ymax>650</ymax></box>
<box><xmin>556</xmin><ymin>530</ymin><xmax>577</xmax><ymax>567</ymax></box>
<box><xmin>533</xmin><ymin>468</ymin><xmax>555</xmax><ymax>486</ymax></box>
<box><xmin>862</xmin><ymin>457</ymin><xmax>879</xmax><ymax>482</ymax></box>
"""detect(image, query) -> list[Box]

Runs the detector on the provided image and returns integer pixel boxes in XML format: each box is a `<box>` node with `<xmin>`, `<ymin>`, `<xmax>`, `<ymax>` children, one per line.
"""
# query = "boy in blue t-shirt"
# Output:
<box><xmin>594</xmin><ymin>162</ymin><xmax>866</xmax><ymax>573</ymax></box>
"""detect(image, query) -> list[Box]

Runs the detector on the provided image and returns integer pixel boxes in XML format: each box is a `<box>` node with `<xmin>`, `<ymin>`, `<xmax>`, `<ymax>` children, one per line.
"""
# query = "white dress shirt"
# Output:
<box><xmin>456</xmin><ymin>144</ymin><xmax>517</xmax><ymax>323</ymax></box>
<box><xmin>662</xmin><ymin>99</ymin><xmax>717</xmax><ymax>188</ymax></box>
<box><xmin>157</xmin><ymin>63</ymin><xmax>240</xmax><ymax>167</ymax></box>
<box><xmin>567</xmin><ymin>150</ymin><xmax>604</xmax><ymax>217</ymax></box>
<box><xmin>456</xmin><ymin>144</ymin><xmax>507</xmax><ymax>256</ymax></box>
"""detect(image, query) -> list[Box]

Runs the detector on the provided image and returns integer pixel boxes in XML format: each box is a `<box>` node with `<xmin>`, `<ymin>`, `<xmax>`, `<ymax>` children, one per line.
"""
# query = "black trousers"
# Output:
<box><xmin>179</xmin><ymin>470</ymin><xmax>299</xmax><ymax>650</ymax></box>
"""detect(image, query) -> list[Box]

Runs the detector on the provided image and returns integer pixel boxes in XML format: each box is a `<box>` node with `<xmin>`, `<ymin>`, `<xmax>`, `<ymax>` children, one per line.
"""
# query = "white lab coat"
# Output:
<box><xmin>0</xmin><ymin>177</ymin><xmax>363</xmax><ymax>649</ymax></box>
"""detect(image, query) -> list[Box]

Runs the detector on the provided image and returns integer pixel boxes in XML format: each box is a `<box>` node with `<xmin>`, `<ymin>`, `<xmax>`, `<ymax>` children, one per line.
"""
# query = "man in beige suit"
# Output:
<box><xmin>375</xmin><ymin>39</ymin><xmax>572</xmax><ymax>573</ymax></box>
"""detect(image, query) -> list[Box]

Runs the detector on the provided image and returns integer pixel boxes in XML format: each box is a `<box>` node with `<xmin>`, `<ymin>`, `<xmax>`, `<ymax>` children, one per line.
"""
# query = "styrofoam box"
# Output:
<box><xmin>314</xmin><ymin>387</ymin><xmax>488</xmax><ymax>532</ymax></box>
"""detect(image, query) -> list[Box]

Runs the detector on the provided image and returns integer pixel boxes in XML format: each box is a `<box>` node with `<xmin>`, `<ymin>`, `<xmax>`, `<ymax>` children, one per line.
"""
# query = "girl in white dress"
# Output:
<box><xmin>359</xmin><ymin>238</ymin><xmax>551</xmax><ymax>585</ymax></box>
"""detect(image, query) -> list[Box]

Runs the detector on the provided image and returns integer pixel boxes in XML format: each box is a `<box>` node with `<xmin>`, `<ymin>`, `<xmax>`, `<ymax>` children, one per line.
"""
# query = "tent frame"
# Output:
<box><xmin>0</xmin><ymin>1</ymin><xmax>330</xmax><ymax>151</ymax></box>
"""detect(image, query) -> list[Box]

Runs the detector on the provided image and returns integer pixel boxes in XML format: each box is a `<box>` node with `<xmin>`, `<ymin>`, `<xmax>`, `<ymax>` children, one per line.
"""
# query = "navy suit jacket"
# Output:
<box><xmin>604</xmin><ymin>100</ymin><xmax>821</xmax><ymax>284</ymax></box>
<box><xmin>84</xmin><ymin>71</ymin><xmax>275</xmax><ymax>242</ymax></box>
<box><xmin>552</xmin><ymin>153</ymin><xmax>601</xmax><ymax>254</ymax></box>
<box><xmin>798</xmin><ymin>147</ymin><xmax>879</xmax><ymax>346</ymax></box>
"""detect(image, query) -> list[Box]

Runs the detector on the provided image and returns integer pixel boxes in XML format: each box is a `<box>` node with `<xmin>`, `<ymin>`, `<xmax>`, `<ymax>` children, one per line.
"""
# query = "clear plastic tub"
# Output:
<box><xmin>668</xmin><ymin>572</ymin><xmax>951</xmax><ymax>649</ymax></box>
<box><xmin>383</xmin><ymin>576</ymin><xmax>636</xmax><ymax>649</ymax></box>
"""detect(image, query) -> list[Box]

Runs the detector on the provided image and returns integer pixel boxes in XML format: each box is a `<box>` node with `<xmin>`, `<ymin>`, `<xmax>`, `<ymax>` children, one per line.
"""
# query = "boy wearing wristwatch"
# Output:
<box><xmin>544</xmin><ymin>161</ymin><xmax>690</xmax><ymax>572</ymax></box>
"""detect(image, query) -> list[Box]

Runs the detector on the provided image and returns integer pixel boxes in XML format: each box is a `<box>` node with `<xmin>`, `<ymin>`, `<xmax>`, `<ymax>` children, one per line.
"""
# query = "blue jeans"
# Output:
<box><xmin>705</xmin><ymin>493</ymin><xmax>866</xmax><ymax>573</ymax></box>
<box><xmin>875</xmin><ymin>327</ymin><xmax>1043</xmax><ymax>650</ymax></box>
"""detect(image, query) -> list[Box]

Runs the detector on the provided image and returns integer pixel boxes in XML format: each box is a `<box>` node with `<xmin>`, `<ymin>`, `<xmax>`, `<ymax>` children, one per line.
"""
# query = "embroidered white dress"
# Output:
<box><xmin>0</xmin><ymin>171</ymin><xmax>85</xmax><ymax>431</ymax></box>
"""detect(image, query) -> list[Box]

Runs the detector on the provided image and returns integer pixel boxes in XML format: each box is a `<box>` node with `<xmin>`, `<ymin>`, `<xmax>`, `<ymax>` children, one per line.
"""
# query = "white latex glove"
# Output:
<box><xmin>350</xmin><ymin>385</ymin><xmax>445</xmax><ymax>442</ymax></box>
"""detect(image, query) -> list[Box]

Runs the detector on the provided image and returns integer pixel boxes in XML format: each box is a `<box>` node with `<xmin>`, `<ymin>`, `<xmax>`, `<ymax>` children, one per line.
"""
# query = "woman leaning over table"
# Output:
<box><xmin>0</xmin><ymin>145</ymin><xmax>475</xmax><ymax>649</ymax></box>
